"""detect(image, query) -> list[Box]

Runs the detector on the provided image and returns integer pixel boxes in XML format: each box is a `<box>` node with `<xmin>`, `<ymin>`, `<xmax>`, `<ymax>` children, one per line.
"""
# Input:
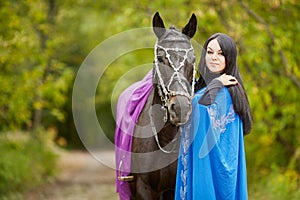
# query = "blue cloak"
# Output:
<box><xmin>175</xmin><ymin>87</ymin><xmax>248</xmax><ymax>200</ymax></box>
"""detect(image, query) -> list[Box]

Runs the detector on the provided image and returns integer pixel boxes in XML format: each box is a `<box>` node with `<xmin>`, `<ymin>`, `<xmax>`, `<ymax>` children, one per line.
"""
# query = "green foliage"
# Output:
<box><xmin>0</xmin><ymin>130</ymin><xmax>58</xmax><ymax>198</ymax></box>
<box><xmin>249</xmin><ymin>165</ymin><xmax>300</xmax><ymax>200</ymax></box>
<box><xmin>0</xmin><ymin>0</ymin><xmax>300</xmax><ymax>198</ymax></box>
<box><xmin>0</xmin><ymin>0</ymin><xmax>74</xmax><ymax>131</ymax></box>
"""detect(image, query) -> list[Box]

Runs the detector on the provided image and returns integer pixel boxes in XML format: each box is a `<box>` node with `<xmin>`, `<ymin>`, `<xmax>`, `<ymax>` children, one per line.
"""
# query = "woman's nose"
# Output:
<box><xmin>211</xmin><ymin>53</ymin><xmax>217</xmax><ymax>60</ymax></box>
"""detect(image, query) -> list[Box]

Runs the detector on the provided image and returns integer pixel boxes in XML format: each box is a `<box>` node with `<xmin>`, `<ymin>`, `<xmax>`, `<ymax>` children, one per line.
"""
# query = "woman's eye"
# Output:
<box><xmin>218</xmin><ymin>52</ymin><xmax>224</xmax><ymax>56</ymax></box>
<box><xmin>207</xmin><ymin>50</ymin><xmax>213</xmax><ymax>54</ymax></box>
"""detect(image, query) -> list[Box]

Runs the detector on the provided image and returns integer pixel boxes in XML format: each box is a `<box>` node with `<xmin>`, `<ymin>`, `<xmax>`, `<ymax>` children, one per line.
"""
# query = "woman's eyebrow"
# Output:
<box><xmin>207</xmin><ymin>47</ymin><xmax>222</xmax><ymax>52</ymax></box>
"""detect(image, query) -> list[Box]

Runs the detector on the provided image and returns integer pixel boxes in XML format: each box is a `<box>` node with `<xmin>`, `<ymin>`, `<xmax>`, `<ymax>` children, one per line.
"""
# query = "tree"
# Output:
<box><xmin>0</xmin><ymin>0</ymin><xmax>72</xmax><ymax>131</ymax></box>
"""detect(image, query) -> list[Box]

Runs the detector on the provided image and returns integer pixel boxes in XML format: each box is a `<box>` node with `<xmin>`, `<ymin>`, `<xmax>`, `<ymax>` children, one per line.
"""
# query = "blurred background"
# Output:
<box><xmin>0</xmin><ymin>0</ymin><xmax>299</xmax><ymax>199</ymax></box>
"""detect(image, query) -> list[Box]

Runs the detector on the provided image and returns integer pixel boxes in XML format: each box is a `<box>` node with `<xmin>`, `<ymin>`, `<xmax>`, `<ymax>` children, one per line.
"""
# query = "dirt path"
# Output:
<box><xmin>25</xmin><ymin>150</ymin><xmax>119</xmax><ymax>200</ymax></box>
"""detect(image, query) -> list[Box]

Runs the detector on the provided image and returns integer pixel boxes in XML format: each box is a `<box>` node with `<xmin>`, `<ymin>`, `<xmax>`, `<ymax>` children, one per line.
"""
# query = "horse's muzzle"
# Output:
<box><xmin>168</xmin><ymin>96</ymin><xmax>192</xmax><ymax>126</ymax></box>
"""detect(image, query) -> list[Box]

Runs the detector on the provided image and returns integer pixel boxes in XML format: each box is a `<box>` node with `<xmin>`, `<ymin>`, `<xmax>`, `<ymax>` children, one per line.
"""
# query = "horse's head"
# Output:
<box><xmin>152</xmin><ymin>12</ymin><xmax>197</xmax><ymax>126</ymax></box>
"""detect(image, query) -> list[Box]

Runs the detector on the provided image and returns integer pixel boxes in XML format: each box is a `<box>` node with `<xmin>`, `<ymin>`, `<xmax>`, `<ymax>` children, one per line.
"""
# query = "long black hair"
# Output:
<box><xmin>195</xmin><ymin>33</ymin><xmax>252</xmax><ymax>135</ymax></box>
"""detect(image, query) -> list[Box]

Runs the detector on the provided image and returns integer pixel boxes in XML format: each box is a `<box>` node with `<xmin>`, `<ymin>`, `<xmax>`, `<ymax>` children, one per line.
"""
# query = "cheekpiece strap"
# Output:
<box><xmin>154</xmin><ymin>42</ymin><xmax>196</xmax><ymax>100</ymax></box>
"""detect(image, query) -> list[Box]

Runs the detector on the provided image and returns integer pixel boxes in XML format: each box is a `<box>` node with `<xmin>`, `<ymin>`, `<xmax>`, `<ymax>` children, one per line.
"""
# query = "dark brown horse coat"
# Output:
<box><xmin>129</xmin><ymin>12</ymin><xmax>197</xmax><ymax>200</ymax></box>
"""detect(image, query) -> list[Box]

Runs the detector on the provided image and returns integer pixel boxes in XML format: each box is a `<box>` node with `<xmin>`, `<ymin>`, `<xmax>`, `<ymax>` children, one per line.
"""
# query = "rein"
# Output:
<box><xmin>152</xmin><ymin>42</ymin><xmax>196</xmax><ymax>153</ymax></box>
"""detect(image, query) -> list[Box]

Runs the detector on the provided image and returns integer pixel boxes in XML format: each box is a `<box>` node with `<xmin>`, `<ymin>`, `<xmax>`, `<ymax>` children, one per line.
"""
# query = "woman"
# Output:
<box><xmin>175</xmin><ymin>33</ymin><xmax>252</xmax><ymax>200</ymax></box>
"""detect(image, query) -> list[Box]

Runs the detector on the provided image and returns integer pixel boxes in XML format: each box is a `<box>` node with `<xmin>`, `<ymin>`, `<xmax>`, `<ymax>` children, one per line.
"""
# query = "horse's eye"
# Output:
<box><xmin>188</xmin><ymin>55</ymin><xmax>196</xmax><ymax>64</ymax></box>
<box><xmin>192</xmin><ymin>55</ymin><xmax>196</xmax><ymax>63</ymax></box>
<box><xmin>157</xmin><ymin>56</ymin><xmax>164</xmax><ymax>63</ymax></box>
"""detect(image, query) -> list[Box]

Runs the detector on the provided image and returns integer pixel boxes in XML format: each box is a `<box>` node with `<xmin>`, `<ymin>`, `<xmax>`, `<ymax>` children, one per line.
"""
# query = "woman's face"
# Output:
<box><xmin>205</xmin><ymin>39</ymin><xmax>226</xmax><ymax>73</ymax></box>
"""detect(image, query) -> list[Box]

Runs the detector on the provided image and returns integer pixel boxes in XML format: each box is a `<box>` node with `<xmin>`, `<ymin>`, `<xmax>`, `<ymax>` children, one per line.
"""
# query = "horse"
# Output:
<box><xmin>129</xmin><ymin>12</ymin><xmax>197</xmax><ymax>199</ymax></box>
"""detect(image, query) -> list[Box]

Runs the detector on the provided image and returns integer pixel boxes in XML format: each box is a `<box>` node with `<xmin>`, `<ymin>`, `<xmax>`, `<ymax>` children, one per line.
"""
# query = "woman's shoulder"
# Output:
<box><xmin>193</xmin><ymin>87</ymin><xmax>206</xmax><ymax>102</ymax></box>
<box><xmin>194</xmin><ymin>87</ymin><xmax>206</xmax><ymax>95</ymax></box>
<box><xmin>194</xmin><ymin>87</ymin><xmax>231</xmax><ymax>104</ymax></box>
<box><xmin>194</xmin><ymin>86</ymin><xmax>230</xmax><ymax>98</ymax></box>
<box><xmin>218</xmin><ymin>86</ymin><xmax>230</xmax><ymax>95</ymax></box>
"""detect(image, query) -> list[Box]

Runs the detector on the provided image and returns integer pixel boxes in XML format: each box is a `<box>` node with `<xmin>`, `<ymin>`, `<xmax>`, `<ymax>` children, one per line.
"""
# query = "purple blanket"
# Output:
<box><xmin>114</xmin><ymin>70</ymin><xmax>153</xmax><ymax>200</ymax></box>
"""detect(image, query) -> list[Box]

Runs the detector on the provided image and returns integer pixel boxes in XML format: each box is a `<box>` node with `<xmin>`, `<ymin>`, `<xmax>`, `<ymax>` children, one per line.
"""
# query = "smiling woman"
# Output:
<box><xmin>205</xmin><ymin>39</ymin><xmax>226</xmax><ymax>73</ymax></box>
<box><xmin>175</xmin><ymin>33</ymin><xmax>252</xmax><ymax>200</ymax></box>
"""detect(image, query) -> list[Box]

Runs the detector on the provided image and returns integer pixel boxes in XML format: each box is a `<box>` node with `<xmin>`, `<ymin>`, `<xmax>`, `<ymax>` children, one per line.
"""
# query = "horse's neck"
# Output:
<box><xmin>134</xmin><ymin>88</ymin><xmax>179</xmax><ymax>152</ymax></box>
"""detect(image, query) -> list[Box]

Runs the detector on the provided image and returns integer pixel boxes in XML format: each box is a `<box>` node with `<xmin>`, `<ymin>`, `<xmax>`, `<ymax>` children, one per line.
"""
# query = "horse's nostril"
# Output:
<box><xmin>170</xmin><ymin>103</ymin><xmax>176</xmax><ymax>111</ymax></box>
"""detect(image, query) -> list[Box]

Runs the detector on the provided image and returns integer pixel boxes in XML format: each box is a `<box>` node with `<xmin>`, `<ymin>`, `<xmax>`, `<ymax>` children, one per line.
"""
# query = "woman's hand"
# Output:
<box><xmin>216</xmin><ymin>74</ymin><xmax>238</xmax><ymax>86</ymax></box>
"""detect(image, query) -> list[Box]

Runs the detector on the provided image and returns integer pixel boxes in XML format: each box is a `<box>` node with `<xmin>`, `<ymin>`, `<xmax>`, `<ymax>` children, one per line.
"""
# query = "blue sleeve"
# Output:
<box><xmin>198</xmin><ymin>87</ymin><xmax>235</xmax><ymax>158</ymax></box>
<box><xmin>198</xmin><ymin>79</ymin><xmax>224</xmax><ymax>106</ymax></box>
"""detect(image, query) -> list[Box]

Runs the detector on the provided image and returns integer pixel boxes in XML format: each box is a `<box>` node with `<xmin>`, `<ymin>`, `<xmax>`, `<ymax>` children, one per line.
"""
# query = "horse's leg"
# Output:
<box><xmin>162</xmin><ymin>190</ymin><xmax>175</xmax><ymax>200</ymax></box>
<box><xmin>129</xmin><ymin>179</ymin><xmax>136</xmax><ymax>200</ymax></box>
<box><xmin>135</xmin><ymin>176</ymin><xmax>158</xmax><ymax>200</ymax></box>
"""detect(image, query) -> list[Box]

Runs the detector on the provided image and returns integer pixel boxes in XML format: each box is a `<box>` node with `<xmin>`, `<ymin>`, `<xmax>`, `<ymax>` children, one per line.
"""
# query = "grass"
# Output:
<box><xmin>0</xmin><ymin>129</ymin><xmax>58</xmax><ymax>199</ymax></box>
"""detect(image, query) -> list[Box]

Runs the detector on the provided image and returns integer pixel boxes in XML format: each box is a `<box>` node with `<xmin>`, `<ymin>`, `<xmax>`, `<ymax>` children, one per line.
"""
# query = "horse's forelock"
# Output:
<box><xmin>158</xmin><ymin>29</ymin><xmax>191</xmax><ymax>47</ymax></box>
<box><xmin>169</xmin><ymin>25</ymin><xmax>179</xmax><ymax>31</ymax></box>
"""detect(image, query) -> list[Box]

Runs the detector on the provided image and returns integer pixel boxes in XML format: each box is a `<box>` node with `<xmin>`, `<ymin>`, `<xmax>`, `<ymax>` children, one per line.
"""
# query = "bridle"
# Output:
<box><xmin>151</xmin><ymin>42</ymin><xmax>196</xmax><ymax>153</ymax></box>
<box><xmin>154</xmin><ymin>43</ymin><xmax>196</xmax><ymax>108</ymax></box>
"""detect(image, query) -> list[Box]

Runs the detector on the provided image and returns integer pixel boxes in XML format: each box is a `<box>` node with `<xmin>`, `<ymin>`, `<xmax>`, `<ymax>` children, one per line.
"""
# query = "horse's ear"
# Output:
<box><xmin>153</xmin><ymin>12</ymin><xmax>166</xmax><ymax>39</ymax></box>
<box><xmin>182</xmin><ymin>13</ymin><xmax>197</xmax><ymax>39</ymax></box>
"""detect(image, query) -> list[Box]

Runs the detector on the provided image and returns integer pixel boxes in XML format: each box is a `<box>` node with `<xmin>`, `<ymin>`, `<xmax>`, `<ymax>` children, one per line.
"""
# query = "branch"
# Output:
<box><xmin>238</xmin><ymin>0</ymin><xmax>300</xmax><ymax>90</ymax></box>
<box><xmin>276</xmin><ymin>133</ymin><xmax>295</xmax><ymax>155</ymax></box>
